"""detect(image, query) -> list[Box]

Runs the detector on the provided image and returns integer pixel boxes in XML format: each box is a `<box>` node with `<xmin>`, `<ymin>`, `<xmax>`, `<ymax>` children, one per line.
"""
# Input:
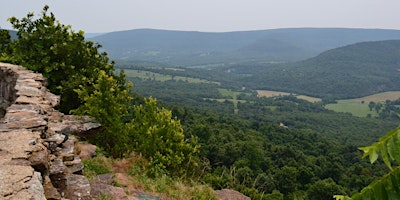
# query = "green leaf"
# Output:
<box><xmin>380</xmin><ymin>142</ymin><xmax>393</xmax><ymax>170</ymax></box>
<box><xmin>388</xmin><ymin>135</ymin><xmax>400</xmax><ymax>165</ymax></box>
<box><xmin>369</xmin><ymin>146</ymin><xmax>379</xmax><ymax>164</ymax></box>
<box><xmin>373</xmin><ymin>180</ymin><xmax>388</xmax><ymax>200</ymax></box>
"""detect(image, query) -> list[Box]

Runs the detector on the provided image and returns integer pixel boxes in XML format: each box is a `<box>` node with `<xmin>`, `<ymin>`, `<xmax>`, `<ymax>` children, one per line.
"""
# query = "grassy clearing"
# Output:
<box><xmin>325</xmin><ymin>100</ymin><xmax>378</xmax><ymax>118</ymax></box>
<box><xmin>83</xmin><ymin>153</ymin><xmax>217</xmax><ymax>200</ymax></box>
<box><xmin>296</xmin><ymin>95</ymin><xmax>322</xmax><ymax>103</ymax></box>
<box><xmin>353</xmin><ymin>91</ymin><xmax>400</xmax><ymax>103</ymax></box>
<box><xmin>325</xmin><ymin>91</ymin><xmax>400</xmax><ymax>117</ymax></box>
<box><xmin>123</xmin><ymin>69</ymin><xmax>220</xmax><ymax>85</ymax></box>
<box><xmin>217</xmin><ymin>89</ymin><xmax>251</xmax><ymax>114</ymax></box>
<box><xmin>256</xmin><ymin>90</ymin><xmax>322</xmax><ymax>103</ymax></box>
<box><xmin>218</xmin><ymin>88</ymin><xmax>243</xmax><ymax>99</ymax></box>
<box><xmin>256</xmin><ymin>90</ymin><xmax>291</xmax><ymax>97</ymax></box>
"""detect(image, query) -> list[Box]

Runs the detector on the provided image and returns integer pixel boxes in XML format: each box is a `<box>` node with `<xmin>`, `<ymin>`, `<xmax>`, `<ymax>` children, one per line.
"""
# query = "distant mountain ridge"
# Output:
<box><xmin>91</xmin><ymin>28</ymin><xmax>400</xmax><ymax>66</ymax></box>
<box><xmin>243</xmin><ymin>40</ymin><xmax>400</xmax><ymax>99</ymax></box>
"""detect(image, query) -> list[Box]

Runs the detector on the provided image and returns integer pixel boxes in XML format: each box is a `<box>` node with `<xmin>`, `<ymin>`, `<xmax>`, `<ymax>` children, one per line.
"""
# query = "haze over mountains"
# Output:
<box><xmin>239</xmin><ymin>40</ymin><xmax>400</xmax><ymax>99</ymax></box>
<box><xmin>91</xmin><ymin>28</ymin><xmax>400</xmax><ymax>66</ymax></box>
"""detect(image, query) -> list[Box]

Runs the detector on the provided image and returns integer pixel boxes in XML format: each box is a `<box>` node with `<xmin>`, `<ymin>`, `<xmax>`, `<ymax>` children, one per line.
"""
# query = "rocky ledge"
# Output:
<box><xmin>0</xmin><ymin>62</ymin><xmax>101</xmax><ymax>199</ymax></box>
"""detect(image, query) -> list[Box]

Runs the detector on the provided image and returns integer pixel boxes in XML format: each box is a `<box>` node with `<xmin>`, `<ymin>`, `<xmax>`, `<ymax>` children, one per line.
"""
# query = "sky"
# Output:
<box><xmin>1</xmin><ymin>0</ymin><xmax>400</xmax><ymax>33</ymax></box>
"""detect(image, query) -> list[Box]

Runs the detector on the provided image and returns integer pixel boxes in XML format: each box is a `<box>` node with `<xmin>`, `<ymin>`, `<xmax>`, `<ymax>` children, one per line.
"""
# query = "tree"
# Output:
<box><xmin>307</xmin><ymin>178</ymin><xmax>346</xmax><ymax>200</ymax></box>
<box><xmin>127</xmin><ymin>97</ymin><xmax>200</xmax><ymax>176</ymax></box>
<box><xmin>72</xmin><ymin>70</ymin><xmax>133</xmax><ymax>157</ymax></box>
<box><xmin>0</xmin><ymin>29</ymin><xmax>10</xmax><ymax>51</ymax></box>
<box><xmin>375</xmin><ymin>102</ymin><xmax>383</xmax><ymax>113</ymax></box>
<box><xmin>335</xmin><ymin>126</ymin><xmax>400</xmax><ymax>199</ymax></box>
<box><xmin>3</xmin><ymin>5</ymin><xmax>127</xmax><ymax>113</ymax></box>
<box><xmin>368</xmin><ymin>101</ymin><xmax>376</xmax><ymax>111</ymax></box>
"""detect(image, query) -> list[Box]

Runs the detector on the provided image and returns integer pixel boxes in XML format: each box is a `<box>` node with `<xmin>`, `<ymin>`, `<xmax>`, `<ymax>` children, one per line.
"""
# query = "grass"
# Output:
<box><xmin>82</xmin><ymin>153</ymin><xmax>218</xmax><ymax>200</ymax></box>
<box><xmin>256</xmin><ymin>90</ymin><xmax>291</xmax><ymax>97</ymax></box>
<box><xmin>123</xmin><ymin>69</ymin><xmax>220</xmax><ymax>85</ymax></box>
<box><xmin>216</xmin><ymin>89</ymin><xmax>252</xmax><ymax>114</ymax></box>
<box><xmin>256</xmin><ymin>90</ymin><xmax>322</xmax><ymax>103</ymax></box>
<box><xmin>82</xmin><ymin>154</ymin><xmax>113</xmax><ymax>180</ymax></box>
<box><xmin>325</xmin><ymin>100</ymin><xmax>379</xmax><ymax>118</ymax></box>
<box><xmin>352</xmin><ymin>91</ymin><xmax>400</xmax><ymax>103</ymax></box>
<box><xmin>325</xmin><ymin>91</ymin><xmax>400</xmax><ymax>117</ymax></box>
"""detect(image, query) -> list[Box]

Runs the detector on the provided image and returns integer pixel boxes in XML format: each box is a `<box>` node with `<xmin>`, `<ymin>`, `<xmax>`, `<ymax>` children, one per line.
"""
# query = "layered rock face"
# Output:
<box><xmin>0</xmin><ymin>62</ymin><xmax>101</xmax><ymax>199</ymax></box>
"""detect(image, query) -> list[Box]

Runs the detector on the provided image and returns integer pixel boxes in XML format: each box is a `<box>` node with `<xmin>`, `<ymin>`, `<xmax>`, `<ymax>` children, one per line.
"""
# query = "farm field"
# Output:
<box><xmin>123</xmin><ymin>69</ymin><xmax>220</xmax><ymax>85</ymax></box>
<box><xmin>216</xmin><ymin>89</ymin><xmax>251</xmax><ymax>114</ymax></box>
<box><xmin>325</xmin><ymin>100</ymin><xmax>378</xmax><ymax>118</ymax></box>
<box><xmin>256</xmin><ymin>90</ymin><xmax>322</xmax><ymax>102</ymax></box>
<box><xmin>325</xmin><ymin>91</ymin><xmax>400</xmax><ymax>117</ymax></box>
<box><xmin>352</xmin><ymin>91</ymin><xmax>400</xmax><ymax>103</ymax></box>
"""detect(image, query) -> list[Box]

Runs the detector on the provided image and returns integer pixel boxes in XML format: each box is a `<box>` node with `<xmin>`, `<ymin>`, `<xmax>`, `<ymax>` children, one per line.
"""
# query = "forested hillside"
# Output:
<box><xmin>91</xmin><ymin>28</ymin><xmax>400</xmax><ymax>66</ymax></box>
<box><xmin>241</xmin><ymin>40</ymin><xmax>400</xmax><ymax>99</ymax></box>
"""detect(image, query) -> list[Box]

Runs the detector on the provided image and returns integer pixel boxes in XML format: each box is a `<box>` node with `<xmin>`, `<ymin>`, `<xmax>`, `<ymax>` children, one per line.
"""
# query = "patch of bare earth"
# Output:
<box><xmin>111</xmin><ymin>156</ymin><xmax>171</xmax><ymax>200</ymax></box>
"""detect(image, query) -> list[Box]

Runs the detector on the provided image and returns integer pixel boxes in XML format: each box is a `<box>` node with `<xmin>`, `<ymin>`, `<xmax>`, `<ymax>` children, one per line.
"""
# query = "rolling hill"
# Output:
<box><xmin>91</xmin><ymin>28</ymin><xmax>400</xmax><ymax>66</ymax></box>
<box><xmin>241</xmin><ymin>40</ymin><xmax>400</xmax><ymax>99</ymax></box>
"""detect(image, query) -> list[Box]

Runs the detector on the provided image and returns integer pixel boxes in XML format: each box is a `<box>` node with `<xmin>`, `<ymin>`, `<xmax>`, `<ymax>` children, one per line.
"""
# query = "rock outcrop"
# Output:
<box><xmin>0</xmin><ymin>62</ymin><xmax>250</xmax><ymax>200</ymax></box>
<box><xmin>0</xmin><ymin>62</ymin><xmax>101</xmax><ymax>199</ymax></box>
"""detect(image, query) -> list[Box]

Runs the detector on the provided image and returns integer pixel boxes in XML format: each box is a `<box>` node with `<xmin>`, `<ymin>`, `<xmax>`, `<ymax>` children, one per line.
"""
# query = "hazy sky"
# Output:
<box><xmin>1</xmin><ymin>0</ymin><xmax>399</xmax><ymax>33</ymax></box>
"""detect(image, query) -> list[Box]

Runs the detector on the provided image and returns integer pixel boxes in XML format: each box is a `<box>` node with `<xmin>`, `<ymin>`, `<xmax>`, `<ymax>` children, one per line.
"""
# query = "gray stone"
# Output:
<box><xmin>0</xmin><ymin>129</ymin><xmax>43</xmax><ymax>159</ymax></box>
<box><xmin>94</xmin><ymin>173</ymin><xmax>115</xmax><ymax>185</ymax></box>
<box><xmin>29</xmin><ymin>150</ymin><xmax>49</xmax><ymax>174</ymax></box>
<box><xmin>49</xmin><ymin>159</ymin><xmax>68</xmax><ymax>193</ymax></box>
<box><xmin>26</xmin><ymin>172</ymin><xmax>47</xmax><ymax>200</ymax></box>
<box><xmin>76</xmin><ymin>141</ymin><xmax>97</xmax><ymax>160</ymax></box>
<box><xmin>3</xmin><ymin>111</ymin><xmax>47</xmax><ymax>129</ymax></box>
<box><xmin>215</xmin><ymin>189</ymin><xmax>251</xmax><ymax>200</ymax></box>
<box><xmin>6</xmin><ymin>104</ymin><xmax>44</xmax><ymax>114</ymax></box>
<box><xmin>91</xmin><ymin>182</ymin><xmax>131</xmax><ymax>200</ymax></box>
<box><xmin>15</xmin><ymin>85</ymin><xmax>43</xmax><ymax>97</ymax></box>
<box><xmin>0</xmin><ymin>63</ymin><xmax>104</xmax><ymax>199</ymax></box>
<box><xmin>66</xmin><ymin>174</ymin><xmax>91</xmax><ymax>200</ymax></box>
<box><xmin>43</xmin><ymin>176</ymin><xmax>62</xmax><ymax>200</ymax></box>
<box><xmin>45</xmin><ymin>91</ymin><xmax>60</xmax><ymax>107</ymax></box>
<box><xmin>64</xmin><ymin>156</ymin><xmax>84</xmax><ymax>174</ymax></box>
<box><xmin>0</xmin><ymin>165</ymin><xmax>35</xmax><ymax>198</ymax></box>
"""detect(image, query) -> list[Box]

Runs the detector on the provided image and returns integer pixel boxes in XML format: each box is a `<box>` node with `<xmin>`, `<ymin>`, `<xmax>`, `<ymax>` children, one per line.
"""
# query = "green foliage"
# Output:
<box><xmin>128</xmin><ymin>97</ymin><xmax>199</xmax><ymax>176</ymax></box>
<box><xmin>72</xmin><ymin>70</ymin><xmax>133</xmax><ymax>157</ymax></box>
<box><xmin>336</xmin><ymin>126</ymin><xmax>400</xmax><ymax>199</ymax></box>
<box><xmin>82</xmin><ymin>155</ymin><xmax>113</xmax><ymax>180</ymax></box>
<box><xmin>127</xmin><ymin>155</ymin><xmax>218</xmax><ymax>200</ymax></box>
<box><xmin>3</xmin><ymin>6</ymin><xmax>126</xmax><ymax>113</ymax></box>
<box><xmin>325</xmin><ymin>100</ymin><xmax>378</xmax><ymax>118</ymax></box>
<box><xmin>306</xmin><ymin>178</ymin><xmax>346</xmax><ymax>200</ymax></box>
<box><xmin>0</xmin><ymin>29</ymin><xmax>10</xmax><ymax>51</ymax></box>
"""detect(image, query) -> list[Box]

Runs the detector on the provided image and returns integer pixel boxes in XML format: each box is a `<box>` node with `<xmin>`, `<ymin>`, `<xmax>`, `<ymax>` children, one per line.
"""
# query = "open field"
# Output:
<box><xmin>325</xmin><ymin>100</ymin><xmax>378</xmax><ymax>118</ymax></box>
<box><xmin>256</xmin><ymin>90</ymin><xmax>291</xmax><ymax>97</ymax></box>
<box><xmin>256</xmin><ymin>90</ymin><xmax>322</xmax><ymax>103</ymax></box>
<box><xmin>216</xmin><ymin>89</ymin><xmax>251</xmax><ymax>114</ymax></box>
<box><xmin>204</xmin><ymin>98</ymin><xmax>247</xmax><ymax>114</ymax></box>
<box><xmin>218</xmin><ymin>88</ymin><xmax>247</xmax><ymax>98</ymax></box>
<box><xmin>123</xmin><ymin>69</ymin><xmax>220</xmax><ymax>85</ymax></box>
<box><xmin>296</xmin><ymin>95</ymin><xmax>322</xmax><ymax>103</ymax></box>
<box><xmin>325</xmin><ymin>91</ymin><xmax>400</xmax><ymax>117</ymax></box>
<box><xmin>353</xmin><ymin>91</ymin><xmax>400</xmax><ymax>103</ymax></box>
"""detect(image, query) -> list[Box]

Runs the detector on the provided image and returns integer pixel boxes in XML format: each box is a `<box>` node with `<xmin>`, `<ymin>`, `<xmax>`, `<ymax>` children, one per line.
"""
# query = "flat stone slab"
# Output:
<box><xmin>0</xmin><ymin>129</ymin><xmax>46</xmax><ymax>199</ymax></box>
<box><xmin>3</xmin><ymin>111</ymin><xmax>47</xmax><ymax>129</ymax></box>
